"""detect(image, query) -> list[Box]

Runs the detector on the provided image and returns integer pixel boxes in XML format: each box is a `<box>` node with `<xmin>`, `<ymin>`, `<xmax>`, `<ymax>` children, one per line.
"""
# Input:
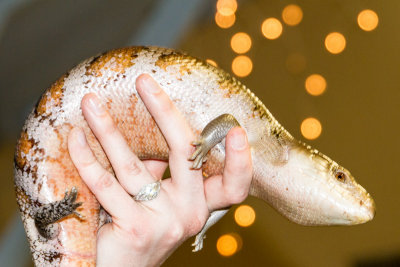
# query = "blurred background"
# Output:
<box><xmin>0</xmin><ymin>0</ymin><xmax>398</xmax><ymax>266</ymax></box>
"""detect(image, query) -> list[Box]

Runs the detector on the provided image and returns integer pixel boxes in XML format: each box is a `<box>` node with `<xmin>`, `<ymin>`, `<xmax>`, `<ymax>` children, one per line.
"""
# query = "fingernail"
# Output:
<box><xmin>231</xmin><ymin>129</ymin><xmax>247</xmax><ymax>150</ymax></box>
<box><xmin>141</xmin><ymin>75</ymin><xmax>161</xmax><ymax>94</ymax></box>
<box><xmin>76</xmin><ymin>128</ymin><xmax>86</xmax><ymax>146</ymax></box>
<box><xmin>88</xmin><ymin>96</ymin><xmax>105</xmax><ymax>116</ymax></box>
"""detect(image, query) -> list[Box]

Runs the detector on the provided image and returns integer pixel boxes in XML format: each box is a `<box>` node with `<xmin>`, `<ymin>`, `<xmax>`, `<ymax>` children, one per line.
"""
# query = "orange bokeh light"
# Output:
<box><xmin>358</xmin><ymin>9</ymin><xmax>379</xmax><ymax>31</ymax></box>
<box><xmin>232</xmin><ymin>55</ymin><xmax>253</xmax><ymax>77</ymax></box>
<box><xmin>282</xmin><ymin>4</ymin><xmax>303</xmax><ymax>26</ymax></box>
<box><xmin>305</xmin><ymin>74</ymin><xmax>327</xmax><ymax>96</ymax></box>
<box><xmin>234</xmin><ymin>205</ymin><xmax>256</xmax><ymax>227</ymax></box>
<box><xmin>301</xmin><ymin>118</ymin><xmax>322</xmax><ymax>140</ymax></box>
<box><xmin>215</xmin><ymin>12</ymin><xmax>236</xmax><ymax>29</ymax></box>
<box><xmin>261</xmin><ymin>18</ymin><xmax>283</xmax><ymax>40</ymax></box>
<box><xmin>231</xmin><ymin>32</ymin><xmax>252</xmax><ymax>54</ymax></box>
<box><xmin>216</xmin><ymin>0</ymin><xmax>238</xmax><ymax>16</ymax></box>
<box><xmin>325</xmin><ymin>32</ymin><xmax>346</xmax><ymax>54</ymax></box>
<box><xmin>216</xmin><ymin>234</ymin><xmax>239</xmax><ymax>257</ymax></box>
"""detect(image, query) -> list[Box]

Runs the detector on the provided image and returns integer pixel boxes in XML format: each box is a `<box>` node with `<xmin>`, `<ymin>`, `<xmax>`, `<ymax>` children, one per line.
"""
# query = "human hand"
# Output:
<box><xmin>67</xmin><ymin>74</ymin><xmax>253</xmax><ymax>266</ymax></box>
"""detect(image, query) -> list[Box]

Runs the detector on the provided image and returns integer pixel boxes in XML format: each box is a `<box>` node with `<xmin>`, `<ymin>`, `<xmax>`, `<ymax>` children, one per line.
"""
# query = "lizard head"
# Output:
<box><xmin>251</xmin><ymin>141</ymin><xmax>375</xmax><ymax>226</ymax></box>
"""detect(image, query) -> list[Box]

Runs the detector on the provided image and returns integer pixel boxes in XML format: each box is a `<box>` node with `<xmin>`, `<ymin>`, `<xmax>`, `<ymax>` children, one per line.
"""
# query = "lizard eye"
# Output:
<box><xmin>335</xmin><ymin>171</ymin><xmax>347</xmax><ymax>182</ymax></box>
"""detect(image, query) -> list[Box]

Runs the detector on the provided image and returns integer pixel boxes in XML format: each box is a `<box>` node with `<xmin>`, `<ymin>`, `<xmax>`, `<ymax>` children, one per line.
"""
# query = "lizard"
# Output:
<box><xmin>14</xmin><ymin>46</ymin><xmax>375</xmax><ymax>266</ymax></box>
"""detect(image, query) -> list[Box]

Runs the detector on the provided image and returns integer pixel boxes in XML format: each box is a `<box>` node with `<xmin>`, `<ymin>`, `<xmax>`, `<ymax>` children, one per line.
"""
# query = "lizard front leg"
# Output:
<box><xmin>189</xmin><ymin>113</ymin><xmax>241</xmax><ymax>251</ymax></box>
<box><xmin>190</xmin><ymin>113</ymin><xmax>240</xmax><ymax>169</ymax></box>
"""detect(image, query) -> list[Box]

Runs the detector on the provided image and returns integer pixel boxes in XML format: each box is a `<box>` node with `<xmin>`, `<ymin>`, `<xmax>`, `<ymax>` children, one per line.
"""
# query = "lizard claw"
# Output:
<box><xmin>189</xmin><ymin>139</ymin><xmax>208</xmax><ymax>169</ymax></box>
<box><xmin>191</xmin><ymin>233</ymin><xmax>206</xmax><ymax>252</ymax></box>
<box><xmin>188</xmin><ymin>114</ymin><xmax>240</xmax><ymax>170</ymax></box>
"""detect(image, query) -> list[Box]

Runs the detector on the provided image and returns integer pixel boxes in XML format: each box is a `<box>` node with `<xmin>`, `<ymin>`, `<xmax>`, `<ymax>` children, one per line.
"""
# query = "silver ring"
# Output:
<box><xmin>133</xmin><ymin>180</ymin><xmax>161</xmax><ymax>202</ymax></box>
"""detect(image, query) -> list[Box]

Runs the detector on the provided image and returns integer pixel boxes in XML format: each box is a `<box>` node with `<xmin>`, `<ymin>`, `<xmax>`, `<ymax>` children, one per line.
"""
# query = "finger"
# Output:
<box><xmin>136</xmin><ymin>74</ymin><xmax>201</xmax><ymax>184</ymax></box>
<box><xmin>81</xmin><ymin>93</ymin><xmax>156</xmax><ymax>194</ymax></box>
<box><xmin>68</xmin><ymin>127</ymin><xmax>139</xmax><ymax>219</ymax></box>
<box><xmin>203</xmin><ymin>127</ymin><xmax>253</xmax><ymax>211</ymax></box>
<box><xmin>142</xmin><ymin>159</ymin><xmax>168</xmax><ymax>179</ymax></box>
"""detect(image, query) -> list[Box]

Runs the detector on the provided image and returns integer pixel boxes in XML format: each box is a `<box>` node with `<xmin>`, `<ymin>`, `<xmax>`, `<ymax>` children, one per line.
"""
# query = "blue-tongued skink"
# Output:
<box><xmin>14</xmin><ymin>46</ymin><xmax>375</xmax><ymax>266</ymax></box>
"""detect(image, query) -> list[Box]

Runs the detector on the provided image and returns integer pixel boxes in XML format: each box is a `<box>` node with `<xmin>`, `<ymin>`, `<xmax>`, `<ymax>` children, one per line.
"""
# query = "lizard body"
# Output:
<box><xmin>14</xmin><ymin>46</ymin><xmax>375</xmax><ymax>266</ymax></box>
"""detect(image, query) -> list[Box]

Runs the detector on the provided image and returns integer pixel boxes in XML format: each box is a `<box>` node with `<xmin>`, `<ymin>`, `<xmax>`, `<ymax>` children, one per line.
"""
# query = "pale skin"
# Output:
<box><xmin>67</xmin><ymin>74</ymin><xmax>253</xmax><ymax>266</ymax></box>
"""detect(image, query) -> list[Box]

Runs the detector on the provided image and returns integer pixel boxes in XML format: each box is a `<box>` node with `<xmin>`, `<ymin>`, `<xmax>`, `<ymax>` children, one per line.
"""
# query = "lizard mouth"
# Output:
<box><xmin>344</xmin><ymin>194</ymin><xmax>375</xmax><ymax>225</ymax></box>
<box><xmin>355</xmin><ymin>196</ymin><xmax>375</xmax><ymax>224</ymax></box>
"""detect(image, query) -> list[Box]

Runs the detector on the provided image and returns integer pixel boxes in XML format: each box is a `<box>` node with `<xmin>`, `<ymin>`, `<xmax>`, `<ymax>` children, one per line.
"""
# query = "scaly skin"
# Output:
<box><xmin>14</xmin><ymin>46</ymin><xmax>375</xmax><ymax>266</ymax></box>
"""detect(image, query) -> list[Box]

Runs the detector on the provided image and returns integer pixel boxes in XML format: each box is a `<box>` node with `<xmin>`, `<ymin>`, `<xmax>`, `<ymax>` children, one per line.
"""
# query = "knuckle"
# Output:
<box><xmin>234</xmin><ymin>156</ymin><xmax>252</xmax><ymax>174</ymax></box>
<box><xmin>101</xmin><ymin>117</ymin><xmax>119</xmax><ymax>136</ymax></box>
<box><xmin>93</xmin><ymin>170</ymin><xmax>114</xmax><ymax>191</ymax></box>
<box><xmin>131</xmin><ymin>231</ymin><xmax>152</xmax><ymax>251</ymax></box>
<box><xmin>165</xmin><ymin>222</ymin><xmax>184</xmax><ymax>244</ymax></box>
<box><xmin>191</xmin><ymin>217</ymin><xmax>206</xmax><ymax>235</ymax></box>
<box><xmin>224</xmin><ymin>186</ymin><xmax>248</xmax><ymax>204</ymax></box>
<box><xmin>120</xmin><ymin>224</ymin><xmax>152</xmax><ymax>252</ymax></box>
<box><xmin>79</xmin><ymin>154</ymin><xmax>98</xmax><ymax>169</ymax></box>
<box><xmin>157</xmin><ymin>95</ymin><xmax>174</xmax><ymax>114</ymax></box>
<box><xmin>122</xmin><ymin>158</ymin><xmax>142</xmax><ymax>176</ymax></box>
<box><xmin>184</xmin><ymin>211</ymin><xmax>207</xmax><ymax>237</ymax></box>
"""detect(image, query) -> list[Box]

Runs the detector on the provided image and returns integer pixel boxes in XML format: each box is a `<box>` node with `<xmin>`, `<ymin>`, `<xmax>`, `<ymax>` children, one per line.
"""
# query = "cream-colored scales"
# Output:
<box><xmin>14</xmin><ymin>46</ymin><xmax>375</xmax><ymax>266</ymax></box>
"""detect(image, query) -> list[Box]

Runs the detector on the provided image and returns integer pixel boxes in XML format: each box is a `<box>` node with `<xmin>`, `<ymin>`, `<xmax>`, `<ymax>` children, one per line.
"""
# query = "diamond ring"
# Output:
<box><xmin>133</xmin><ymin>180</ymin><xmax>161</xmax><ymax>202</ymax></box>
